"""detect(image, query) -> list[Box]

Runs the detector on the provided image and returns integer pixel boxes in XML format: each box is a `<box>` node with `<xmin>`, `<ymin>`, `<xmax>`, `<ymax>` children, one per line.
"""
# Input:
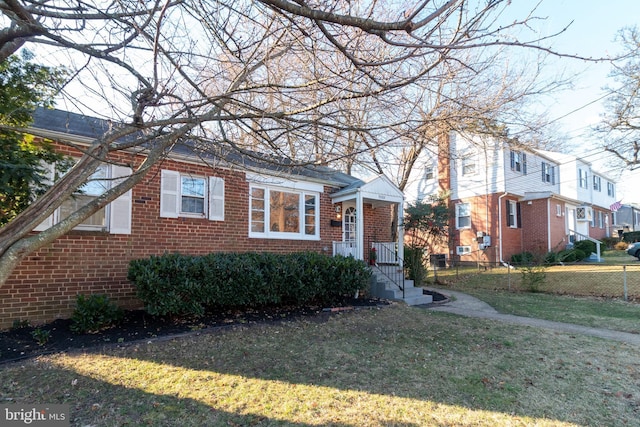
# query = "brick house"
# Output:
<box><xmin>404</xmin><ymin>132</ymin><xmax>618</xmax><ymax>265</ymax></box>
<box><xmin>1</xmin><ymin>109</ymin><xmax>407</xmax><ymax>328</ymax></box>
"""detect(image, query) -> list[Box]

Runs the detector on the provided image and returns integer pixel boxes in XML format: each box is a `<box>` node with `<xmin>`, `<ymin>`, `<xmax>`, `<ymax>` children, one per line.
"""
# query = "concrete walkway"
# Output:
<box><xmin>424</xmin><ymin>288</ymin><xmax>640</xmax><ymax>346</ymax></box>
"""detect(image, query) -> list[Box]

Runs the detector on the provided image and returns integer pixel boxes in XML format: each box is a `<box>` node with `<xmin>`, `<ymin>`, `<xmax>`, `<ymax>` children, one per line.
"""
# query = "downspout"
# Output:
<box><xmin>498</xmin><ymin>192</ymin><xmax>508</xmax><ymax>265</ymax></box>
<box><xmin>547</xmin><ymin>199</ymin><xmax>552</xmax><ymax>253</ymax></box>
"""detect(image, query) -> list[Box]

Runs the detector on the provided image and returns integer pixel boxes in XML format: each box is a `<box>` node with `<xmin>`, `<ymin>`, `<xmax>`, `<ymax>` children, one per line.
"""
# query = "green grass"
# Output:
<box><xmin>2</xmin><ymin>305</ymin><xmax>640</xmax><ymax>426</ymax></box>
<box><xmin>460</xmin><ymin>289</ymin><xmax>640</xmax><ymax>333</ymax></box>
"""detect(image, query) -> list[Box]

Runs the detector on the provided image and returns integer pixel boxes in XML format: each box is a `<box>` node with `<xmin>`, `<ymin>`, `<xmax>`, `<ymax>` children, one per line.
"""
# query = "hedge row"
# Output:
<box><xmin>127</xmin><ymin>252</ymin><xmax>371</xmax><ymax>316</ymax></box>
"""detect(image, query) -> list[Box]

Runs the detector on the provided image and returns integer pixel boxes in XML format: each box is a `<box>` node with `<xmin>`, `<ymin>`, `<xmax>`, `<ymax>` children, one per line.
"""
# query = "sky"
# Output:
<box><xmin>505</xmin><ymin>0</ymin><xmax>640</xmax><ymax>204</ymax></box>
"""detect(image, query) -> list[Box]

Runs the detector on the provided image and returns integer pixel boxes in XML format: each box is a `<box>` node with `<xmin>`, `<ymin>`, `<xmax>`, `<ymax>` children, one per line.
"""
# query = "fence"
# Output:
<box><xmin>429</xmin><ymin>262</ymin><xmax>640</xmax><ymax>302</ymax></box>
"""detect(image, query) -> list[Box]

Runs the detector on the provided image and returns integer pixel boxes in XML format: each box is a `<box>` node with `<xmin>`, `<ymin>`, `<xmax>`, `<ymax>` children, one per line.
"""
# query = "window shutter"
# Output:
<box><xmin>208</xmin><ymin>176</ymin><xmax>224</xmax><ymax>221</ymax></box>
<box><xmin>506</xmin><ymin>199</ymin><xmax>512</xmax><ymax>227</ymax></box>
<box><xmin>160</xmin><ymin>169</ymin><xmax>180</xmax><ymax>218</ymax></box>
<box><xmin>33</xmin><ymin>162</ymin><xmax>55</xmax><ymax>231</ymax></box>
<box><xmin>109</xmin><ymin>165</ymin><xmax>132</xmax><ymax>234</ymax></box>
<box><xmin>510</xmin><ymin>151</ymin><xmax>515</xmax><ymax>170</ymax></box>
<box><xmin>522</xmin><ymin>154</ymin><xmax>527</xmax><ymax>175</ymax></box>
<box><xmin>517</xmin><ymin>202</ymin><xmax>522</xmax><ymax>228</ymax></box>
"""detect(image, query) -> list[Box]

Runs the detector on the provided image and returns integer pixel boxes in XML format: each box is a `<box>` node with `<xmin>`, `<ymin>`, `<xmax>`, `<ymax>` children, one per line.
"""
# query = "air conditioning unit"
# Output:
<box><xmin>576</xmin><ymin>206</ymin><xmax>593</xmax><ymax>222</ymax></box>
<box><xmin>456</xmin><ymin>246</ymin><xmax>471</xmax><ymax>255</ymax></box>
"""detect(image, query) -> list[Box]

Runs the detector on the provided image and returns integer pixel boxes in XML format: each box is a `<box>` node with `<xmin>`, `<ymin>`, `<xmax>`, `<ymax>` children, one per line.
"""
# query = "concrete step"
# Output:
<box><xmin>369</xmin><ymin>269</ymin><xmax>432</xmax><ymax>306</ymax></box>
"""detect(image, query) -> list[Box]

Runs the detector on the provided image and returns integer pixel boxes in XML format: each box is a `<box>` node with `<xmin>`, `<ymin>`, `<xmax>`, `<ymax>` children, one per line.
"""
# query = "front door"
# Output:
<box><xmin>343</xmin><ymin>206</ymin><xmax>357</xmax><ymax>257</ymax></box>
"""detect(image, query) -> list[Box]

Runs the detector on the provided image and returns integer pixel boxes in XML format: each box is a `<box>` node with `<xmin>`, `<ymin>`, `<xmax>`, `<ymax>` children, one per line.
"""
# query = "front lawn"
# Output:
<box><xmin>2</xmin><ymin>305</ymin><xmax>639</xmax><ymax>426</ymax></box>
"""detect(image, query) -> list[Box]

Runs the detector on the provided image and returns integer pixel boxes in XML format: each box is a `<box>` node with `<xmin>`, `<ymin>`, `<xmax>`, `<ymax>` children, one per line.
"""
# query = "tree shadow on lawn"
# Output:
<box><xmin>3</xmin><ymin>304</ymin><xmax>635</xmax><ymax>426</ymax></box>
<box><xmin>0</xmin><ymin>366</ymin><xmax>370</xmax><ymax>427</ymax></box>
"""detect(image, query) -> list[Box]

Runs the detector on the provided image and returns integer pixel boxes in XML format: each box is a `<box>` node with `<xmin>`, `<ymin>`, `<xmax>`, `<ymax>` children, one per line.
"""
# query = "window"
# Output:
<box><xmin>455</xmin><ymin>203</ymin><xmax>471</xmax><ymax>229</ymax></box>
<box><xmin>461</xmin><ymin>155</ymin><xmax>477</xmax><ymax>176</ymax></box>
<box><xmin>598</xmin><ymin>211</ymin><xmax>604</xmax><ymax>229</ymax></box>
<box><xmin>34</xmin><ymin>162</ymin><xmax>132</xmax><ymax>234</ymax></box>
<box><xmin>181</xmin><ymin>176</ymin><xmax>206</xmax><ymax>214</ymax></box>
<box><xmin>542</xmin><ymin>162</ymin><xmax>555</xmax><ymax>184</ymax></box>
<box><xmin>424</xmin><ymin>166</ymin><xmax>434</xmax><ymax>180</ymax></box>
<box><xmin>249</xmin><ymin>185</ymin><xmax>319</xmax><ymax>239</ymax></box>
<box><xmin>510</xmin><ymin>151</ymin><xmax>527</xmax><ymax>174</ymax></box>
<box><xmin>506</xmin><ymin>200</ymin><xmax>521</xmax><ymax>228</ymax></box>
<box><xmin>556</xmin><ymin>204</ymin><xmax>562</xmax><ymax>217</ymax></box>
<box><xmin>593</xmin><ymin>175</ymin><xmax>601</xmax><ymax>192</ymax></box>
<box><xmin>160</xmin><ymin>170</ymin><xmax>224</xmax><ymax>220</ymax></box>
<box><xmin>607</xmin><ymin>181</ymin><xmax>615</xmax><ymax>197</ymax></box>
<box><xmin>578</xmin><ymin>169</ymin><xmax>588</xmax><ymax>189</ymax></box>
<box><xmin>60</xmin><ymin>164</ymin><xmax>109</xmax><ymax>228</ymax></box>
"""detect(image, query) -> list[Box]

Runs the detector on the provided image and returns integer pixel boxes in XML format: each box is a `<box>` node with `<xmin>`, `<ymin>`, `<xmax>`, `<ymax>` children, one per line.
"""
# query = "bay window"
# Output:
<box><xmin>250</xmin><ymin>184</ymin><xmax>319</xmax><ymax>239</ymax></box>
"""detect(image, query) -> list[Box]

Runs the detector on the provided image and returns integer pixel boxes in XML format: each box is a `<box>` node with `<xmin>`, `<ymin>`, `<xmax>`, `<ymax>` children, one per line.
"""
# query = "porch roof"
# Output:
<box><xmin>330</xmin><ymin>174</ymin><xmax>404</xmax><ymax>206</ymax></box>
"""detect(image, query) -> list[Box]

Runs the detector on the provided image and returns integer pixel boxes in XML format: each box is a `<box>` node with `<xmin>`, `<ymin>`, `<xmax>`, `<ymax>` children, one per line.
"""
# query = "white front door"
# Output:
<box><xmin>343</xmin><ymin>206</ymin><xmax>357</xmax><ymax>257</ymax></box>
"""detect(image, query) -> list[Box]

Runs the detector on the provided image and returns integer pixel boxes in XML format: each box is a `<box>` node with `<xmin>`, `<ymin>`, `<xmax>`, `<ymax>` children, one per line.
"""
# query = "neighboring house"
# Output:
<box><xmin>2</xmin><ymin>109</ymin><xmax>408</xmax><ymax>328</ymax></box>
<box><xmin>404</xmin><ymin>132</ymin><xmax>618</xmax><ymax>264</ymax></box>
<box><xmin>613</xmin><ymin>203</ymin><xmax>640</xmax><ymax>234</ymax></box>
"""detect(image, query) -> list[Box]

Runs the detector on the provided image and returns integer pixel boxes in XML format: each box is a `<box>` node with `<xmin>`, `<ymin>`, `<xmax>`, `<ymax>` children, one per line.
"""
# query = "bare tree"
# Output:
<box><xmin>595</xmin><ymin>26</ymin><xmax>640</xmax><ymax>170</ymax></box>
<box><xmin>0</xmin><ymin>0</ymin><xmax>575</xmax><ymax>286</ymax></box>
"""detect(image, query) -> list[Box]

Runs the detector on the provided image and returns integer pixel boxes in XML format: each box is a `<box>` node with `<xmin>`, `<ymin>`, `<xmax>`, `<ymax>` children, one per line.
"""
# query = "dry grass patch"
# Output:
<box><xmin>2</xmin><ymin>305</ymin><xmax>639</xmax><ymax>426</ymax></box>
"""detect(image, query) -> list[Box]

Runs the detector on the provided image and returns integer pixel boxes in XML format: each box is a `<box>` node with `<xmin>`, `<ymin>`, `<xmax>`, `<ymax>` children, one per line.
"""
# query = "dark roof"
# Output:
<box><xmin>33</xmin><ymin>108</ymin><xmax>113</xmax><ymax>139</ymax></box>
<box><xmin>30</xmin><ymin>108</ymin><xmax>360</xmax><ymax>188</ymax></box>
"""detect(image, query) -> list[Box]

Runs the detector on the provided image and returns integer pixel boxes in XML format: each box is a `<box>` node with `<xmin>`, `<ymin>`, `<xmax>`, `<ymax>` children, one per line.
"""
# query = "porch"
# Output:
<box><xmin>333</xmin><ymin>240</ymin><xmax>432</xmax><ymax>306</ymax></box>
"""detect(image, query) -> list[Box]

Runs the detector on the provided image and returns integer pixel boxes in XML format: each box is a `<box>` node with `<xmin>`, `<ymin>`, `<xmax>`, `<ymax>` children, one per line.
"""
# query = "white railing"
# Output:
<box><xmin>333</xmin><ymin>241</ymin><xmax>357</xmax><ymax>258</ymax></box>
<box><xmin>568</xmin><ymin>229</ymin><xmax>602</xmax><ymax>262</ymax></box>
<box><xmin>372</xmin><ymin>242</ymin><xmax>398</xmax><ymax>265</ymax></box>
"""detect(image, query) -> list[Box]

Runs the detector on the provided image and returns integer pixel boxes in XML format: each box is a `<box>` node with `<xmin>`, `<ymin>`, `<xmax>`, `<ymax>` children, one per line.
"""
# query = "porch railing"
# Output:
<box><xmin>333</xmin><ymin>241</ymin><xmax>357</xmax><ymax>258</ymax></box>
<box><xmin>371</xmin><ymin>242</ymin><xmax>404</xmax><ymax>299</ymax></box>
<box><xmin>567</xmin><ymin>229</ymin><xmax>602</xmax><ymax>262</ymax></box>
<box><xmin>371</xmin><ymin>242</ymin><xmax>397</xmax><ymax>264</ymax></box>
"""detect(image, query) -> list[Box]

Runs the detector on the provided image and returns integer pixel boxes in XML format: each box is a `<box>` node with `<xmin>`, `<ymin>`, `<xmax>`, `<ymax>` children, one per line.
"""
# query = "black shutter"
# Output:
<box><xmin>517</xmin><ymin>202</ymin><xmax>522</xmax><ymax>228</ymax></box>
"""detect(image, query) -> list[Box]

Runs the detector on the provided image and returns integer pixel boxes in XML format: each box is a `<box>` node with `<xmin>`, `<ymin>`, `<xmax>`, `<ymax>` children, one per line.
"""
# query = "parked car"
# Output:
<box><xmin>627</xmin><ymin>242</ymin><xmax>640</xmax><ymax>259</ymax></box>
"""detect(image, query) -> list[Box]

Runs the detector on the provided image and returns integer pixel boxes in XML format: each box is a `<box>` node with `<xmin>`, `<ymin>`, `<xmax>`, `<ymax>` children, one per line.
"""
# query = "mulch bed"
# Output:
<box><xmin>0</xmin><ymin>297</ymin><xmax>391</xmax><ymax>365</ymax></box>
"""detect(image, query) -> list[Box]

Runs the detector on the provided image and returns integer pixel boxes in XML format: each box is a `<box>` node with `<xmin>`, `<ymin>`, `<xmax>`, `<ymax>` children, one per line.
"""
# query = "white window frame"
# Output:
<box><xmin>593</xmin><ymin>175</ymin><xmax>602</xmax><ymax>192</ymax></box>
<box><xmin>461</xmin><ymin>155</ymin><xmax>477</xmax><ymax>176</ymax></box>
<box><xmin>160</xmin><ymin>170</ymin><xmax>225</xmax><ymax>221</ymax></box>
<box><xmin>578</xmin><ymin>169</ymin><xmax>588</xmax><ymax>189</ymax></box>
<box><xmin>248</xmin><ymin>184</ymin><xmax>320</xmax><ymax>240</ymax></box>
<box><xmin>598</xmin><ymin>211</ymin><xmax>604</xmax><ymax>229</ymax></box>
<box><xmin>455</xmin><ymin>203</ymin><xmax>471</xmax><ymax>229</ymax></box>
<box><xmin>506</xmin><ymin>200</ymin><xmax>519</xmax><ymax>228</ymax></box>
<box><xmin>542</xmin><ymin>162</ymin><xmax>555</xmax><ymax>184</ymax></box>
<box><xmin>34</xmin><ymin>162</ymin><xmax>132</xmax><ymax>234</ymax></box>
<box><xmin>511</xmin><ymin>151</ymin><xmax>527</xmax><ymax>174</ymax></box>
<box><xmin>607</xmin><ymin>181</ymin><xmax>615</xmax><ymax>197</ymax></box>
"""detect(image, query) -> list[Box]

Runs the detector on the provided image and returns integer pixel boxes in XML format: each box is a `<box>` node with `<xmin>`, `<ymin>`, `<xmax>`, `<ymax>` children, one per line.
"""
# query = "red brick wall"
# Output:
<box><xmin>548</xmin><ymin>200</ymin><xmax>569</xmax><ymax>252</ymax></box>
<box><xmin>521</xmin><ymin>199</ymin><xmax>549</xmax><ymax>256</ymax></box>
<box><xmin>1</xmin><ymin>151</ymin><xmax>364</xmax><ymax>328</ymax></box>
<box><xmin>589</xmin><ymin>207</ymin><xmax>610</xmax><ymax>241</ymax></box>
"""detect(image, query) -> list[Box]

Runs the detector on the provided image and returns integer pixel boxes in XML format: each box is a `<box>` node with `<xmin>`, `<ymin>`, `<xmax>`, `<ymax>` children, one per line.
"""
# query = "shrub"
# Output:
<box><xmin>70</xmin><ymin>294</ymin><xmax>123</xmax><ymax>334</ymax></box>
<box><xmin>615</xmin><ymin>241</ymin><xmax>629</xmax><ymax>251</ymax></box>
<box><xmin>31</xmin><ymin>328</ymin><xmax>51</xmax><ymax>346</ymax></box>
<box><xmin>511</xmin><ymin>252</ymin><xmax>534</xmax><ymax>265</ymax></box>
<box><xmin>543</xmin><ymin>251</ymin><xmax>561</xmax><ymax>265</ymax></box>
<box><xmin>520</xmin><ymin>265</ymin><xmax>546</xmax><ymax>292</ymax></box>
<box><xmin>574</xmin><ymin>240</ymin><xmax>596</xmax><ymax>256</ymax></box>
<box><xmin>558</xmin><ymin>248</ymin><xmax>586</xmax><ymax>263</ymax></box>
<box><xmin>128</xmin><ymin>252</ymin><xmax>371</xmax><ymax>317</ymax></box>
<box><xmin>601</xmin><ymin>237</ymin><xmax>620</xmax><ymax>249</ymax></box>
<box><xmin>404</xmin><ymin>246</ymin><xmax>427</xmax><ymax>287</ymax></box>
<box><xmin>623</xmin><ymin>231</ymin><xmax>640</xmax><ymax>243</ymax></box>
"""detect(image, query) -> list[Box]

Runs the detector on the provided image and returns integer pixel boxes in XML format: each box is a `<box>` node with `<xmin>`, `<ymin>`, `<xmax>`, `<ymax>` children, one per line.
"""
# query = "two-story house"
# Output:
<box><xmin>405</xmin><ymin>132</ymin><xmax>618</xmax><ymax>264</ymax></box>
